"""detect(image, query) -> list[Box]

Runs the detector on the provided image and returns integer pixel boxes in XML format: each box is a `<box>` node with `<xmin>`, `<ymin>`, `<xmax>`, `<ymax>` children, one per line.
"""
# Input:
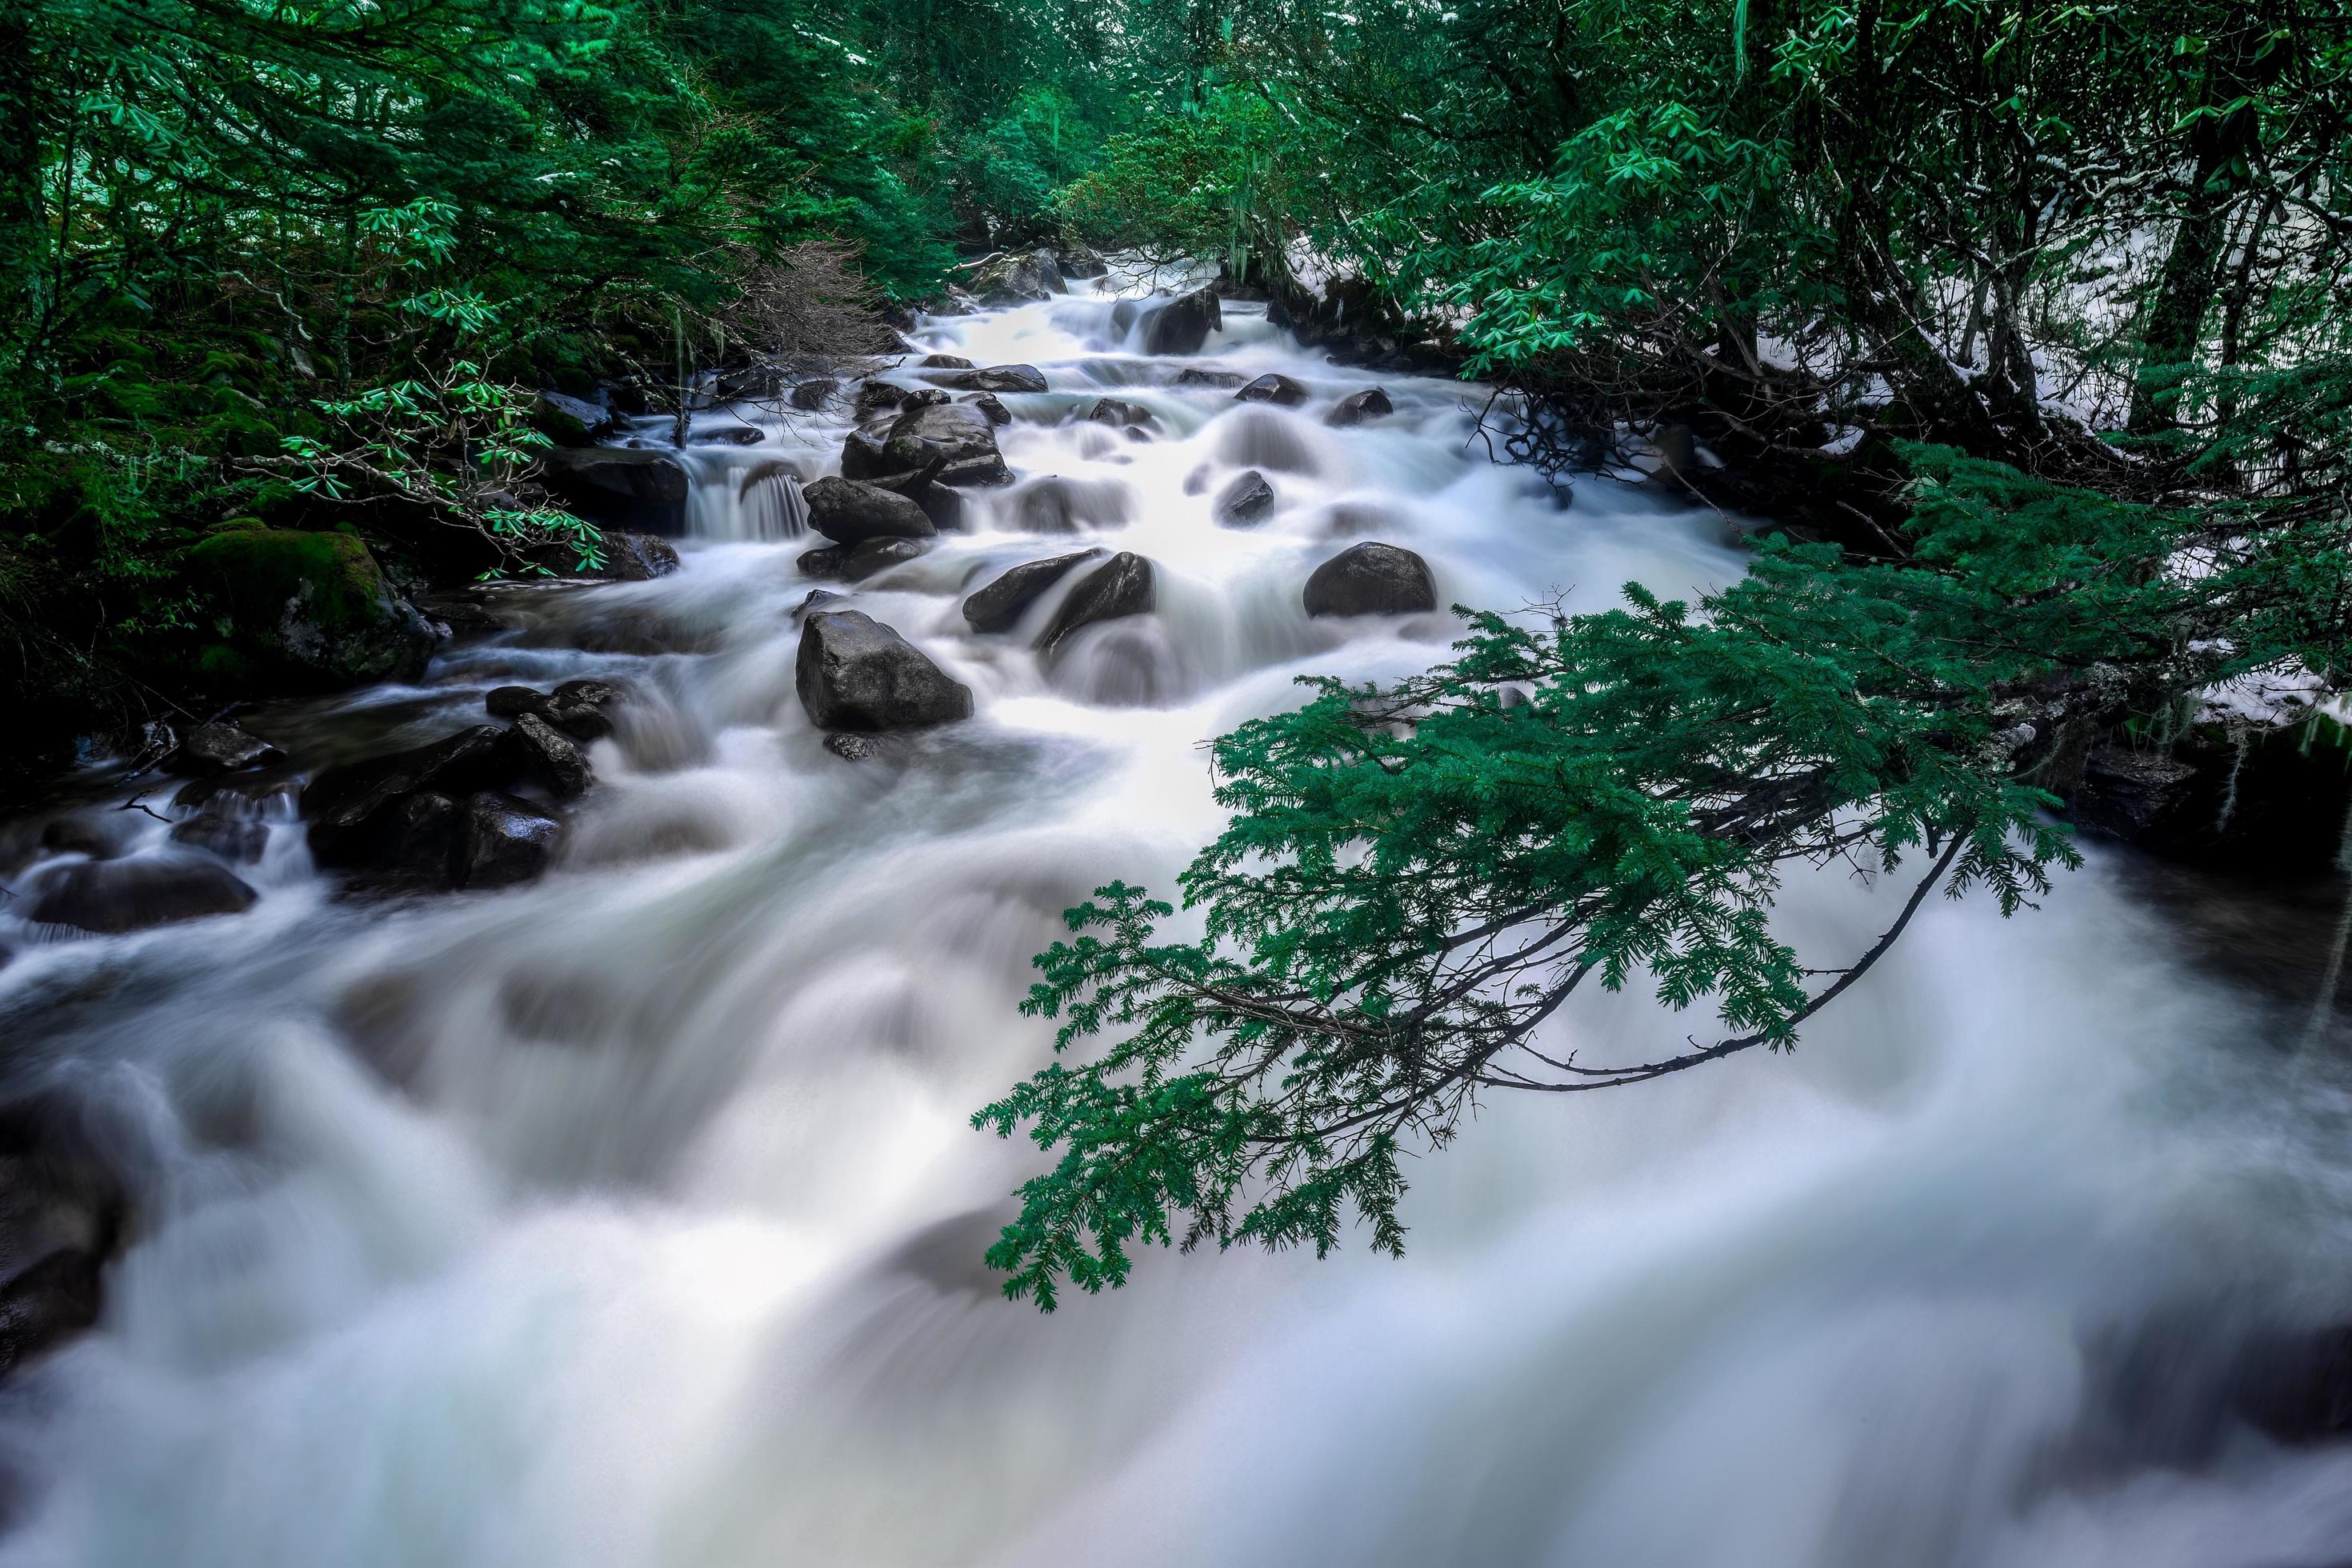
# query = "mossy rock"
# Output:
<box><xmin>185</xmin><ymin>527</ymin><xmax>440</xmax><ymax>691</ymax></box>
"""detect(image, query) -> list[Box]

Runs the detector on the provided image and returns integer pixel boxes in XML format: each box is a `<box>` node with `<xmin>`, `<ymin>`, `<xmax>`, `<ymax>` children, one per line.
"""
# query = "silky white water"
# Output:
<box><xmin>4</xmin><ymin>288</ymin><xmax>2352</xmax><ymax>1567</ymax></box>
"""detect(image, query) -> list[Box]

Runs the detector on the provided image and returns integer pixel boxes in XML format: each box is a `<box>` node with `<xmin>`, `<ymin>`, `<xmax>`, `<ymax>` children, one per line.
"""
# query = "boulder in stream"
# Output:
<box><xmin>958</xmin><ymin>391</ymin><xmax>1012</xmax><ymax>426</ymax></box>
<box><xmin>803</xmin><ymin>476</ymin><xmax>937</xmax><ymax>546</ymax></box>
<box><xmin>166</xmin><ymin>722</ymin><xmax>282</xmax><ymax>777</ymax></box>
<box><xmin>1214</xmin><ymin>470</ymin><xmax>1277</xmax><ymax>527</ymax></box>
<box><xmin>1086</xmin><ymin>397</ymin><xmax>1154</xmax><ymax>430</ymax></box>
<box><xmin>942</xmin><ymin>364</ymin><xmax>1050</xmax><ymax>395</ymax></box>
<box><xmin>1037</xmin><ymin>552</ymin><xmax>1155</xmax><ymax>656</ymax></box>
<box><xmin>1235</xmin><ymin>373</ymin><xmax>1309</xmax><ymax>407</ymax></box>
<box><xmin>1141</xmin><ymin>287</ymin><xmax>1224</xmax><ymax>356</ymax></box>
<box><xmin>503</xmin><ymin>713</ymin><xmax>593</xmax><ymax>800</ymax></box>
<box><xmin>1174</xmin><ymin>367</ymin><xmax>1247</xmax><ymax>390</ymax></box>
<box><xmin>962</xmin><ymin>549</ymin><xmax>1105</xmax><ymax>634</ymax></box>
<box><xmin>169</xmin><ymin>814</ymin><xmax>270</xmax><ymax>864</ymax></box>
<box><xmin>0</xmin><ymin>1103</ymin><xmax>126</xmax><ymax>1382</ymax></box>
<box><xmin>535</xmin><ymin>447</ymin><xmax>690</xmax><ymax>535</ymax></box>
<box><xmin>798</xmin><ymin>538</ymin><xmax>929</xmax><ymax>582</ymax></box>
<box><xmin>962</xmin><ymin>250</ymin><xmax>1063</xmax><ymax>305</ymax></box>
<box><xmin>1326</xmin><ymin>387</ymin><xmax>1395</xmax><ymax>427</ymax></box>
<box><xmin>1302</xmin><ymin>542</ymin><xmax>1437</xmax><ymax>618</ymax></box>
<box><xmin>531</xmin><ymin>389</ymin><xmax>618</xmax><ymax>446</ymax></box>
<box><xmin>186</xmin><ymin>527</ymin><xmax>441</xmax><ymax>690</ymax></box>
<box><xmin>844</xmin><ymin>402</ymin><xmax>1013</xmax><ymax>489</ymax></box>
<box><xmin>920</xmin><ymin>353</ymin><xmax>975</xmax><ymax>370</ymax></box>
<box><xmin>456</xmin><ymin>793</ymin><xmax>564</xmax><ymax>889</ymax></box>
<box><xmin>303</xmin><ymin>725</ymin><xmax>515</xmax><ymax>866</ymax></box>
<box><xmin>25</xmin><ymin>856</ymin><xmax>259</xmax><ymax>934</ymax></box>
<box><xmin>796</xmin><ymin>611</ymin><xmax>974</xmax><ymax>731</ymax></box>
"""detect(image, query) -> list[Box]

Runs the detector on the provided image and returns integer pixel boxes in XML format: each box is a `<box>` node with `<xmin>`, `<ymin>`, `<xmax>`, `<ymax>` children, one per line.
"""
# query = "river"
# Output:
<box><xmin>2</xmin><ymin>284</ymin><xmax>2351</xmax><ymax>1567</ymax></box>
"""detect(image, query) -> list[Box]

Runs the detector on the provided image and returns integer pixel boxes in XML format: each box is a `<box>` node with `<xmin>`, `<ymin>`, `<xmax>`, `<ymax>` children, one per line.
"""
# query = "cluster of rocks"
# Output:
<box><xmin>948</xmin><ymin>245</ymin><xmax>1109</xmax><ymax>309</ymax></box>
<box><xmin>302</xmin><ymin>678</ymin><xmax>622</xmax><ymax>890</ymax></box>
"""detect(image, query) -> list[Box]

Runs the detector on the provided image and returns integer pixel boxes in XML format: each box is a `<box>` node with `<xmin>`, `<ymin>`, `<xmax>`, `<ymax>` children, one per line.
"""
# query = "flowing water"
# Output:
<box><xmin>5</xmin><ymin>287</ymin><xmax>2352</xmax><ymax>1567</ymax></box>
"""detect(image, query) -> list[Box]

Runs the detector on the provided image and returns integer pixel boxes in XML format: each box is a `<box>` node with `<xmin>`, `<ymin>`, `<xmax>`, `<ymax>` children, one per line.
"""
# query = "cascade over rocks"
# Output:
<box><xmin>1326</xmin><ymin>387</ymin><xmax>1395</xmax><ymax>427</ymax></box>
<box><xmin>24</xmin><ymin>857</ymin><xmax>259</xmax><ymax>934</ymax></box>
<box><xmin>536</xmin><ymin>447</ymin><xmax>690</xmax><ymax>534</ymax></box>
<box><xmin>1214</xmin><ymin>470</ymin><xmax>1277</xmax><ymax>527</ymax></box>
<box><xmin>962</xmin><ymin>549</ymin><xmax>1105</xmax><ymax>633</ymax></box>
<box><xmin>166</xmin><ymin>722</ymin><xmax>282</xmax><ymax>777</ymax></box>
<box><xmin>796</xmin><ymin>611</ymin><xmax>973</xmax><ymax>731</ymax></box>
<box><xmin>942</xmin><ymin>364</ymin><xmax>1049</xmax><ymax>395</ymax></box>
<box><xmin>1303</xmin><ymin>542</ymin><xmax>1438</xmax><ymax>618</ymax></box>
<box><xmin>803</xmin><ymin>477</ymin><xmax>937</xmax><ymax>545</ymax></box>
<box><xmin>482</xmin><ymin>678</ymin><xmax>625</xmax><ymax>740</ymax></box>
<box><xmin>1236</xmin><ymin>373</ymin><xmax>1309</xmax><ymax>406</ymax></box>
<box><xmin>1037</xmin><ymin>553</ymin><xmax>1154</xmax><ymax>655</ymax></box>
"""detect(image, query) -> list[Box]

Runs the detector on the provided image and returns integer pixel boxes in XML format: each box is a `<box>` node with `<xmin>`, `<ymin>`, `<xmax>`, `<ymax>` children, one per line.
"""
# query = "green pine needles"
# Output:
<box><xmin>976</xmin><ymin>447</ymin><xmax>2346</xmax><ymax>1309</ymax></box>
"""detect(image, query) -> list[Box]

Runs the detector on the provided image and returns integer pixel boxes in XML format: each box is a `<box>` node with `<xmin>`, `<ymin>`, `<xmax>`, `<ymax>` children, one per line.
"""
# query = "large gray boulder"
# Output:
<box><xmin>1302</xmin><ymin>542</ymin><xmax>1437</xmax><ymax>618</ymax></box>
<box><xmin>804</xmin><ymin>476</ymin><xmax>937</xmax><ymax>545</ymax></box>
<box><xmin>1235</xmin><ymin>373</ymin><xmax>1309</xmax><ymax>407</ymax></box>
<box><xmin>24</xmin><ymin>857</ymin><xmax>258</xmax><ymax>934</ymax></box>
<box><xmin>536</xmin><ymin>447</ymin><xmax>690</xmax><ymax>534</ymax></box>
<box><xmin>1142</xmin><ymin>287</ymin><xmax>1223</xmax><ymax>355</ymax></box>
<box><xmin>962</xmin><ymin>549</ymin><xmax>1105</xmax><ymax>634</ymax></box>
<box><xmin>1214</xmin><ymin>470</ymin><xmax>1277</xmax><ymax>527</ymax></box>
<box><xmin>1038</xmin><ymin>553</ymin><xmax>1155</xmax><ymax>656</ymax></box>
<box><xmin>963</xmin><ymin>250</ymin><xmax>1063</xmax><ymax>305</ymax></box>
<box><xmin>843</xmin><ymin>402</ymin><xmax>1013</xmax><ymax>488</ymax></box>
<box><xmin>166</xmin><ymin>722</ymin><xmax>282</xmax><ymax>777</ymax></box>
<box><xmin>796</xmin><ymin>611</ymin><xmax>974</xmax><ymax>731</ymax></box>
<box><xmin>1325</xmin><ymin>387</ymin><xmax>1395</xmax><ymax>427</ymax></box>
<box><xmin>942</xmin><ymin>364</ymin><xmax>1049</xmax><ymax>395</ymax></box>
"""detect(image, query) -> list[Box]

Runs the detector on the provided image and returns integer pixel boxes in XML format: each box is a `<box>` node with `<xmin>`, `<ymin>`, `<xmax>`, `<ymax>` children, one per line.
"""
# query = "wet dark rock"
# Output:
<box><xmin>962</xmin><ymin>250</ymin><xmax>1062</xmax><ymax>305</ymax></box>
<box><xmin>1174</xmin><ymin>367</ymin><xmax>1247</xmax><ymax>389</ymax></box>
<box><xmin>1037</xmin><ymin>552</ymin><xmax>1155</xmax><ymax>656</ymax></box>
<box><xmin>1087</xmin><ymin>397</ymin><xmax>1154</xmax><ymax>429</ymax></box>
<box><xmin>962</xmin><ymin>549</ymin><xmax>1105</xmax><ymax>634</ymax></box>
<box><xmin>303</xmin><ymin>726</ymin><xmax>515</xmax><ymax>866</ymax></box>
<box><xmin>378</xmin><ymin>790</ymin><xmax>462</xmax><ymax>880</ymax></box>
<box><xmin>788</xmin><ymin>378</ymin><xmax>837</xmax><ymax>410</ymax></box>
<box><xmin>1235</xmin><ymin>373</ymin><xmax>1309</xmax><ymax>406</ymax></box>
<box><xmin>958</xmin><ymin>391</ymin><xmax>1011</xmax><ymax>426</ymax></box>
<box><xmin>902</xmin><ymin>387</ymin><xmax>950</xmax><ymax>410</ymax></box>
<box><xmin>798</xmin><ymin>538</ymin><xmax>928</xmax><ymax>582</ymax></box>
<box><xmin>1141</xmin><ymin>287</ymin><xmax>1224</xmax><ymax>356</ymax></box>
<box><xmin>598</xmin><ymin>532</ymin><xmax>682</xmax><ymax>582</ymax></box>
<box><xmin>1303</xmin><ymin>542</ymin><xmax>1437</xmax><ymax>618</ymax></box>
<box><xmin>702</xmin><ymin>424</ymin><xmax>765</xmax><ymax>446</ymax></box>
<box><xmin>505</xmin><ymin>713</ymin><xmax>592</xmax><ymax>799</ymax></box>
<box><xmin>869</xmin><ymin>466</ymin><xmax>967</xmax><ymax>532</ymax></box>
<box><xmin>942</xmin><ymin>364</ymin><xmax>1049</xmax><ymax>395</ymax></box>
<box><xmin>166</xmin><ymin>722</ymin><xmax>283</xmax><ymax>777</ymax></box>
<box><xmin>536</xmin><ymin>447</ymin><xmax>690</xmax><ymax>535</ymax></box>
<box><xmin>2072</xmin><ymin>748</ymin><xmax>2203</xmax><ymax>840</ymax></box>
<box><xmin>844</xmin><ymin>402</ymin><xmax>1013</xmax><ymax>489</ymax></box>
<box><xmin>486</xmin><ymin>686</ymin><xmax>549</xmax><ymax>719</ymax></box>
<box><xmin>532</xmin><ymin>389</ymin><xmax>615</xmax><ymax>446</ymax></box>
<box><xmin>795</xmin><ymin>589</ymin><xmax>846</xmax><ymax>619</ymax></box>
<box><xmin>25</xmin><ymin>856</ymin><xmax>258</xmax><ymax>934</ymax></box>
<box><xmin>169</xmin><ymin>814</ymin><xmax>270</xmax><ymax>864</ymax></box>
<box><xmin>825</xmin><ymin>732</ymin><xmax>883</xmax><ymax>762</ymax></box>
<box><xmin>796</xmin><ymin>610</ymin><xmax>974</xmax><ymax>731</ymax></box>
<box><xmin>1325</xmin><ymin>387</ymin><xmax>1395</xmax><ymax>427</ymax></box>
<box><xmin>186</xmin><ymin>527</ymin><xmax>442</xmax><ymax>690</ymax></box>
<box><xmin>920</xmin><ymin>353</ymin><xmax>975</xmax><ymax>370</ymax></box>
<box><xmin>0</xmin><ymin>1107</ymin><xmax>125</xmax><ymax>1381</ymax></box>
<box><xmin>855</xmin><ymin>380</ymin><xmax>913</xmax><ymax>417</ymax></box>
<box><xmin>547</xmin><ymin>678</ymin><xmax>626</xmax><ymax>740</ymax></box>
<box><xmin>38</xmin><ymin>813</ymin><xmax>137</xmax><ymax>861</ymax></box>
<box><xmin>1214</xmin><ymin>470</ymin><xmax>1277</xmax><ymax>527</ymax></box>
<box><xmin>1054</xmin><ymin>244</ymin><xmax>1108</xmax><ymax>279</ymax></box>
<box><xmin>457</xmin><ymin>792</ymin><xmax>563</xmax><ymax>889</ymax></box>
<box><xmin>803</xmin><ymin>476</ymin><xmax>937</xmax><ymax>546</ymax></box>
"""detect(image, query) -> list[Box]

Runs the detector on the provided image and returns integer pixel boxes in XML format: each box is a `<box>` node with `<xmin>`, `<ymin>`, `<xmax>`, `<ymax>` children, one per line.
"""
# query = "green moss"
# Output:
<box><xmin>182</xmin><ymin>526</ymin><xmax>431</xmax><ymax>688</ymax></box>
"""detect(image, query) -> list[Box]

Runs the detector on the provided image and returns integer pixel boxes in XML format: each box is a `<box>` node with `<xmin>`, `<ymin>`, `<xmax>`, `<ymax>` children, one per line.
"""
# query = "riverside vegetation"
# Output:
<box><xmin>5</xmin><ymin>0</ymin><xmax>2350</xmax><ymax>1310</ymax></box>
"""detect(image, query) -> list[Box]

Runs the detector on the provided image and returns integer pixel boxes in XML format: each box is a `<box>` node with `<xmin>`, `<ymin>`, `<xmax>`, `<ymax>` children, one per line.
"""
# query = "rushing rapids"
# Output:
<box><xmin>3</xmin><ymin>282</ymin><xmax>2352</xmax><ymax>1567</ymax></box>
